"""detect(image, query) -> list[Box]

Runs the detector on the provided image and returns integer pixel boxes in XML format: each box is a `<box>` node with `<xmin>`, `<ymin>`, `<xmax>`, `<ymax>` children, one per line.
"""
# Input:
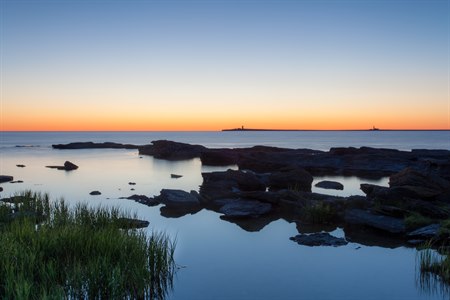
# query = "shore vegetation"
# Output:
<box><xmin>0</xmin><ymin>191</ymin><xmax>176</xmax><ymax>299</ymax></box>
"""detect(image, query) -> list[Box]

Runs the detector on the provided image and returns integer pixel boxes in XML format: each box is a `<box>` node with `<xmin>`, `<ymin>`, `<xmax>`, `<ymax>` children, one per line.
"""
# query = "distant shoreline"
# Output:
<box><xmin>221</xmin><ymin>128</ymin><xmax>450</xmax><ymax>132</ymax></box>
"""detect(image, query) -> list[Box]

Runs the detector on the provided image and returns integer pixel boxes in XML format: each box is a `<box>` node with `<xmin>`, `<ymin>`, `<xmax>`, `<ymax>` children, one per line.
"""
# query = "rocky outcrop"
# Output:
<box><xmin>315</xmin><ymin>180</ymin><xmax>344</xmax><ymax>190</ymax></box>
<box><xmin>290</xmin><ymin>232</ymin><xmax>348</xmax><ymax>247</ymax></box>
<box><xmin>53</xmin><ymin>142</ymin><xmax>139</xmax><ymax>149</ymax></box>
<box><xmin>139</xmin><ymin>140</ymin><xmax>206</xmax><ymax>160</ymax></box>
<box><xmin>0</xmin><ymin>175</ymin><xmax>14</xmax><ymax>183</ymax></box>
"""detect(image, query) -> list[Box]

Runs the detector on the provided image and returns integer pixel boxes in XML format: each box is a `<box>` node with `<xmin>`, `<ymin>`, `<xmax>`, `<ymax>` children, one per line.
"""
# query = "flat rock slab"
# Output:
<box><xmin>407</xmin><ymin>224</ymin><xmax>440</xmax><ymax>239</ymax></box>
<box><xmin>290</xmin><ymin>233</ymin><xmax>348</xmax><ymax>247</ymax></box>
<box><xmin>217</xmin><ymin>199</ymin><xmax>272</xmax><ymax>219</ymax></box>
<box><xmin>345</xmin><ymin>209</ymin><xmax>406</xmax><ymax>234</ymax></box>
<box><xmin>0</xmin><ymin>175</ymin><xmax>14</xmax><ymax>183</ymax></box>
<box><xmin>315</xmin><ymin>180</ymin><xmax>344</xmax><ymax>190</ymax></box>
<box><xmin>156</xmin><ymin>189</ymin><xmax>200</xmax><ymax>207</ymax></box>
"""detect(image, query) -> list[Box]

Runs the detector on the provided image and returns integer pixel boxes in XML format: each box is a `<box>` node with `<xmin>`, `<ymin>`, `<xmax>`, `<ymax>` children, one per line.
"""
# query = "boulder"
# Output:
<box><xmin>216</xmin><ymin>198</ymin><xmax>272</xmax><ymax>219</ymax></box>
<box><xmin>315</xmin><ymin>180</ymin><xmax>344</xmax><ymax>190</ymax></box>
<box><xmin>89</xmin><ymin>191</ymin><xmax>101</xmax><ymax>195</ymax></box>
<box><xmin>16</xmin><ymin>164</ymin><xmax>26</xmax><ymax>168</ymax></box>
<box><xmin>0</xmin><ymin>175</ymin><xmax>13</xmax><ymax>183</ymax></box>
<box><xmin>268</xmin><ymin>168</ymin><xmax>313</xmax><ymax>192</ymax></box>
<box><xmin>64</xmin><ymin>161</ymin><xmax>78</xmax><ymax>171</ymax></box>
<box><xmin>290</xmin><ymin>232</ymin><xmax>348</xmax><ymax>247</ymax></box>
<box><xmin>344</xmin><ymin>209</ymin><xmax>406</xmax><ymax>234</ymax></box>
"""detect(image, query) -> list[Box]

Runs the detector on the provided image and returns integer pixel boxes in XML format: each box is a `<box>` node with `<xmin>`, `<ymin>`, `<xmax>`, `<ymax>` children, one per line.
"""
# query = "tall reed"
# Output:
<box><xmin>0</xmin><ymin>191</ymin><xmax>176</xmax><ymax>299</ymax></box>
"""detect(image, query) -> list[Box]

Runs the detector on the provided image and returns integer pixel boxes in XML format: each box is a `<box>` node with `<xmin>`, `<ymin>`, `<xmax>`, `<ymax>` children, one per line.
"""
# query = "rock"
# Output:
<box><xmin>0</xmin><ymin>175</ymin><xmax>14</xmax><ymax>183</ymax></box>
<box><xmin>128</xmin><ymin>182</ymin><xmax>136</xmax><ymax>185</ymax></box>
<box><xmin>171</xmin><ymin>174</ymin><xmax>182</xmax><ymax>179</ymax></box>
<box><xmin>344</xmin><ymin>209</ymin><xmax>406</xmax><ymax>234</ymax></box>
<box><xmin>123</xmin><ymin>194</ymin><xmax>159</xmax><ymax>206</ymax></box>
<box><xmin>216</xmin><ymin>199</ymin><xmax>272</xmax><ymax>219</ymax></box>
<box><xmin>290</xmin><ymin>232</ymin><xmax>348</xmax><ymax>247</ymax></box>
<box><xmin>315</xmin><ymin>180</ymin><xmax>344</xmax><ymax>190</ymax></box>
<box><xmin>0</xmin><ymin>187</ymin><xmax>3</xmax><ymax>192</ymax></box>
<box><xmin>10</xmin><ymin>180</ymin><xmax>24</xmax><ymax>184</ymax></box>
<box><xmin>200</xmin><ymin>150</ymin><xmax>238</xmax><ymax>166</ymax></box>
<box><xmin>64</xmin><ymin>161</ymin><xmax>78</xmax><ymax>171</ymax></box>
<box><xmin>53</xmin><ymin>142</ymin><xmax>139</xmax><ymax>150</ymax></box>
<box><xmin>139</xmin><ymin>140</ymin><xmax>206</xmax><ymax>160</ymax></box>
<box><xmin>200</xmin><ymin>170</ymin><xmax>265</xmax><ymax>201</ymax></box>
<box><xmin>89</xmin><ymin>191</ymin><xmax>101</xmax><ymax>195</ymax></box>
<box><xmin>117</xmin><ymin>217</ymin><xmax>149</xmax><ymax>229</ymax></box>
<box><xmin>155</xmin><ymin>189</ymin><xmax>200</xmax><ymax>207</ymax></box>
<box><xmin>46</xmin><ymin>161</ymin><xmax>78</xmax><ymax>171</ymax></box>
<box><xmin>268</xmin><ymin>168</ymin><xmax>313</xmax><ymax>192</ymax></box>
<box><xmin>407</xmin><ymin>224</ymin><xmax>440</xmax><ymax>239</ymax></box>
<box><xmin>16</xmin><ymin>164</ymin><xmax>26</xmax><ymax>168</ymax></box>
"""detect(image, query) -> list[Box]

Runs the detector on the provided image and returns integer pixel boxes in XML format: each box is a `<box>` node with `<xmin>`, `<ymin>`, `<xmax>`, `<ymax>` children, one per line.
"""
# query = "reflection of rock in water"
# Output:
<box><xmin>219</xmin><ymin>214</ymin><xmax>280</xmax><ymax>232</ymax></box>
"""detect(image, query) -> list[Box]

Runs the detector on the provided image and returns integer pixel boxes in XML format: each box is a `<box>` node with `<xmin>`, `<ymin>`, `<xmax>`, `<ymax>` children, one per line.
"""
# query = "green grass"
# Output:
<box><xmin>0</xmin><ymin>191</ymin><xmax>176</xmax><ymax>299</ymax></box>
<box><xmin>404</xmin><ymin>212</ymin><xmax>434</xmax><ymax>230</ymax></box>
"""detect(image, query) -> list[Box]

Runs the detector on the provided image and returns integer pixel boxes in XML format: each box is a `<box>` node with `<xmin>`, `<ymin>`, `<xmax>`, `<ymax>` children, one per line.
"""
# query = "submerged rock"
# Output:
<box><xmin>315</xmin><ymin>180</ymin><xmax>344</xmax><ymax>190</ymax></box>
<box><xmin>290</xmin><ymin>233</ymin><xmax>348</xmax><ymax>247</ymax></box>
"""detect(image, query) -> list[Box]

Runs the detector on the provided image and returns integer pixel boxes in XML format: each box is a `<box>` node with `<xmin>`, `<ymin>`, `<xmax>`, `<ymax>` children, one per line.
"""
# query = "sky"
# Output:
<box><xmin>0</xmin><ymin>0</ymin><xmax>449</xmax><ymax>131</ymax></box>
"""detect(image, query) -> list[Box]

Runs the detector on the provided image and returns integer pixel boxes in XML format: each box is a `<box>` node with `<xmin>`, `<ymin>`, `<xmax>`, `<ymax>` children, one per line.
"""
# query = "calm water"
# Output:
<box><xmin>1</xmin><ymin>131</ymin><xmax>449</xmax><ymax>300</ymax></box>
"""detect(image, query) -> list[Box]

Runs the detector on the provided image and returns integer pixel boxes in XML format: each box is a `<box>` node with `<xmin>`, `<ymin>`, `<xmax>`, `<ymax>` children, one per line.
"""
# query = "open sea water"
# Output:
<box><xmin>1</xmin><ymin>130</ymin><xmax>450</xmax><ymax>300</ymax></box>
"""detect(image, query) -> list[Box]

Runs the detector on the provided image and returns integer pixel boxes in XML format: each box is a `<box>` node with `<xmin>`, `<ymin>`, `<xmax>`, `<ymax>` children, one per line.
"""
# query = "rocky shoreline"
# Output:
<box><xmin>16</xmin><ymin>140</ymin><xmax>450</xmax><ymax>246</ymax></box>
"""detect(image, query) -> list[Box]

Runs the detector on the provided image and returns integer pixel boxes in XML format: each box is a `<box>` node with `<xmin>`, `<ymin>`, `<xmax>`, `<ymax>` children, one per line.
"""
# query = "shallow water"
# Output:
<box><xmin>1</xmin><ymin>131</ymin><xmax>449</xmax><ymax>299</ymax></box>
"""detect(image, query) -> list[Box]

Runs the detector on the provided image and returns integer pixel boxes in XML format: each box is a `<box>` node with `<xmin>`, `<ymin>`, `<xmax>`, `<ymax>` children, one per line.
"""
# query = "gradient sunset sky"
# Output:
<box><xmin>1</xmin><ymin>0</ymin><xmax>449</xmax><ymax>131</ymax></box>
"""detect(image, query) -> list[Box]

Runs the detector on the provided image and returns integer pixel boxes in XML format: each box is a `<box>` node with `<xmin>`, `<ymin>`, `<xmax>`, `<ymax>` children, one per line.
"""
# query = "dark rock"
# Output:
<box><xmin>268</xmin><ymin>168</ymin><xmax>313</xmax><ymax>192</ymax></box>
<box><xmin>122</xmin><ymin>194</ymin><xmax>159</xmax><ymax>206</ymax></box>
<box><xmin>171</xmin><ymin>174</ymin><xmax>183</xmax><ymax>179</ymax></box>
<box><xmin>117</xmin><ymin>217</ymin><xmax>149</xmax><ymax>229</ymax></box>
<box><xmin>344</xmin><ymin>209</ymin><xmax>406</xmax><ymax>234</ymax></box>
<box><xmin>89</xmin><ymin>191</ymin><xmax>101</xmax><ymax>195</ymax></box>
<box><xmin>407</xmin><ymin>224</ymin><xmax>440</xmax><ymax>239</ymax></box>
<box><xmin>200</xmin><ymin>149</ymin><xmax>238</xmax><ymax>166</ymax></box>
<box><xmin>139</xmin><ymin>140</ymin><xmax>206</xmax><ymax>160</ymax></box>
<box><xmin>53</xmin><ymin>142</ymin><xmax>140</xmax><ymax>150</ymax></box>
<box><xmin>0</xmin><ymin>187</ymin><xmax>3</xmax><ymax>192</ymax></box>
<box><xmin>0</xmin><ymin>175</ymin><xmax>14</xmax><ymax>183</ymax></box>
<box><xmin>46</xmin><ymin>161</ymin><xmax>78</xmax><ymax>171</ymax></box>
<box><xmin>128</xmin><ymin>182</ymin><xmax>136</xmax><ymax>185</ymax></box>
<box><xmin>16</xmin><ymin>164</ymin><xmax>26</xmax><ymax>168</ymax></box>
<box><xmin>373</xmin><ymin>205</ymin><xmax>408</xmax><ymax>218</ymax></box>
<box><xmin>216</xmin><ymin>198</ymin><xmax>272</xmax><ymax>219</ymax></box>
<box><xmin>315</xmin><ymin>180</ymin><xmax>344</xmax><ymax>190</ymax></box>
<box><xmin>290</xmin><ymin>232</ymin><xmax>348</xmax><ymax>247</ymax></box>
<box><xmin>64</xmin><ymin>161</ymin><xmax>78</xmax><ymax>171</ymax></box>
<box><xmin>200</xmin><ymin>170</ymin><xmax>265</xmax><ymax>201</ymax></box>
<box><xmin>155</xmin><ymin>189</ymin><xmax>200</xmax><ymax>207</ymax></box>
<box><xmin>10</xmin><ymin>180</ymin><xmax>24</xmax><ymax>184</ymax></box>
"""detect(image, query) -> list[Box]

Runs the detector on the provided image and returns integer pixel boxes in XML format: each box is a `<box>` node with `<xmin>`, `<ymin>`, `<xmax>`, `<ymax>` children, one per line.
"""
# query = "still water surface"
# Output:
<box><xmin>1</xmin><ymin>131</ymin><xmax>449</xmax><ymax>299</ymax></box>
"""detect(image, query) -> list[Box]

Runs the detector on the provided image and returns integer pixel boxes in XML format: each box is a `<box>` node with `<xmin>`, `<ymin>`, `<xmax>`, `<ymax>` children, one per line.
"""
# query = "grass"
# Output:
<box><xmin>0</xmin><ymin>190</ymin><xmax>176</xmax><ymax>299</ymax></box>
<box><xmin>404</xmin><ymin>212</ymin><xmax>434</xmax><ymax>230</ymax></box>
<box><xmin>302</xmin><ymin>202</ymin><xmax>337</xmax><ymax>224</ymax></box>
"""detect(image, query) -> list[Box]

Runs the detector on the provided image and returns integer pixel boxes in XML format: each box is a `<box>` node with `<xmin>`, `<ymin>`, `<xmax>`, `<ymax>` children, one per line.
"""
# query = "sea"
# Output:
<box><xmin>1</xmin><ymin>130</ymin><xmax>450</xmax><ymax>300</ymax></box>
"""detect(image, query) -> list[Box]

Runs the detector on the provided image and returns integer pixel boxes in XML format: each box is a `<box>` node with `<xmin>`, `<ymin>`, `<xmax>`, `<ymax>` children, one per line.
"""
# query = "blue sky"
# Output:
<box><xmin>1</xmin><ymin>0</ymin><xmax>449</xmax><ymax>130</ymax></box>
